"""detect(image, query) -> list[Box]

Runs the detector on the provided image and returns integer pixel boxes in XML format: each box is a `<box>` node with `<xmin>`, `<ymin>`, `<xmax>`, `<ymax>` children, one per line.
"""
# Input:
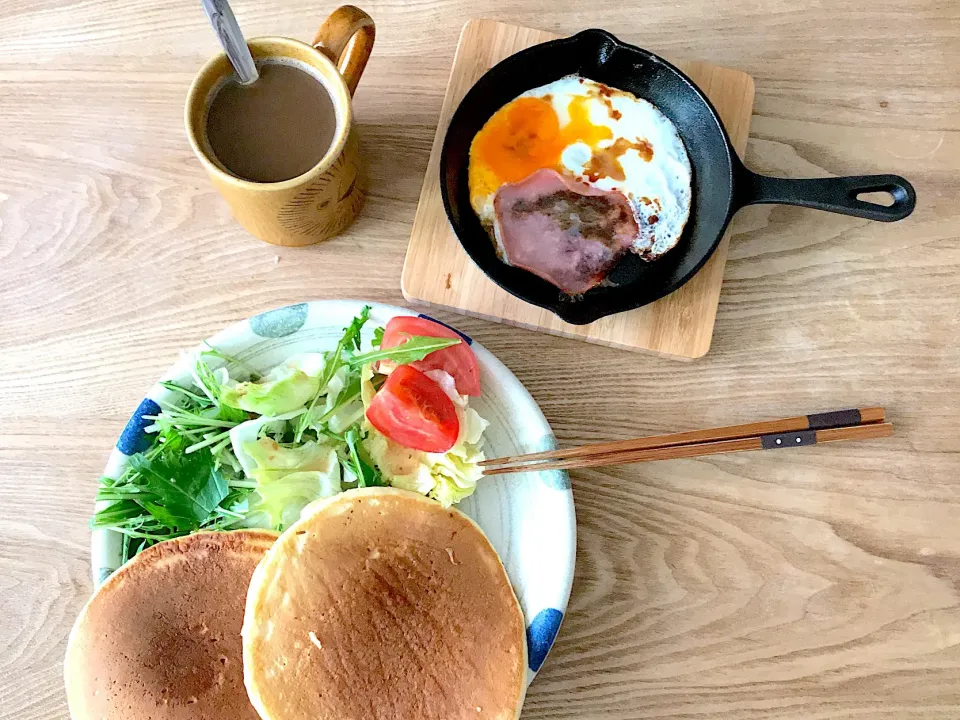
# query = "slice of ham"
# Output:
<box><xmin>493</xmin><ymin>168</ymin><xmax>639</xmax><ymax>295</ymax></box>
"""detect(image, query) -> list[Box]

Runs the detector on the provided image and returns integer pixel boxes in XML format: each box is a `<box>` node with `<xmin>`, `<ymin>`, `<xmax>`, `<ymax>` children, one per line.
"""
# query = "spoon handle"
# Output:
<box><xmin>200</xmin><ymin>0</ymin><xmax>259</xmax><ymax>85</ymax></box>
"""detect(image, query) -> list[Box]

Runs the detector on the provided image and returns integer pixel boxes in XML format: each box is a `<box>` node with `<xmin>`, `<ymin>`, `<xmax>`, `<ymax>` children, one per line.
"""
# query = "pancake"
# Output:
<box><xmin>64</xmin><ymin>530</ymin><xmax>277</xmax><ymax>720</ymax></box>
<box><xmin>243</xmin><ymin>487</ymin><xmax>527</xmax><ymax>720</ymax></box>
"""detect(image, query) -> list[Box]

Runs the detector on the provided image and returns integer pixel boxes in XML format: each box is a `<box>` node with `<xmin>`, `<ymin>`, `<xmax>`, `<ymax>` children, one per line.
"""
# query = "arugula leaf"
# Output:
<box><xmin>160</xmin><ymin>381</ymin><xmax>214</xmax><ymax>405</ymax></box>
<box><xmin>324</xmin><ymin>305</ymin><xmax>370</xmax><ymax>376</ymax></box>
<box><xmin>200</xmin><ymin>343</ymin><xmax>261</xmax><ymax>380</ymax></box>
<box><xmin>192</xmin><ymin>355</ymin><xmax>224</xmax><ymax>403</ymax></box>
<box><xmin>296</xmin><ymin>306</ymin><xmax>371</xmax><ymax>441</ymax></box>
<box><xmin>312</xmin><ymin>374</ymin><xmax>361</xmax><ymax>425</ymax></box>
<box><xmin>346</xmin><ymin>306</ymin><xmax>369</xmax><ymax>352</ymax></box>
<box><xmin>356</xmin><ymin>435</ymin><xmax>386</xmax><ymax>487</ymax></box>
<box><xmin>347</xmin><ymin>336</ymin><xmax>460</xmax><ymax>368</ymax></box>
<box><xmin>127</xmin><ymin>444</ymin><xmax>229</xmax><ymax>530</ymax></box>
<box><xmin>91</xmin><ymin>498</ymin><xmax>149</xmax><ymax>525</ymax></box>
<box><xmin>344</xmin><ymin>428</ymin><xmax>383</xmax><ymax>488</ymax></box>
<box><xmin>139</xmin><ymin>500</ymin><xmax>182</xmax><ymax>529</ymax></box>
<box><xmin>372</xmin><ymin>327</ymin><xmax>384</xmax><ymax>348</ymax></box>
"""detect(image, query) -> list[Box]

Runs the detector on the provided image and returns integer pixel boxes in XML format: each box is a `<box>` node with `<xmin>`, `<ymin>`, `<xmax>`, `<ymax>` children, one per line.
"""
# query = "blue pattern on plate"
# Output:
<box><xmin>250</xmin><ymin>303</ymin><xmax>309</xmax><ymax>338</ymax></box>
<box><xmin>116</xmin><ymin>398</ymin><xmax>161</xmax><ymax>455</ymax></box>
<box><xmin>417</xmin><ymin>313</ymin><xmax>473</xmax><ymax>344</ymax></box>
<box><xmin>527</xmin><ymin>608</ymin><xmax>564</xmax><ymax>671</ymax></box>
<box><xmin>533</xmin><ymin>434</ymin><xmax>572</xmax><ymax>490</ymax></box>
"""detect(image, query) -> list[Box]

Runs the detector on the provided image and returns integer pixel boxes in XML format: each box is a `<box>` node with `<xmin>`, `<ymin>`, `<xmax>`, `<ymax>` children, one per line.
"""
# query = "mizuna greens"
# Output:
<box><xmin>93</xmin><ymin>308</ymin><xmax>488</xmax><ymax>564</ymax></box>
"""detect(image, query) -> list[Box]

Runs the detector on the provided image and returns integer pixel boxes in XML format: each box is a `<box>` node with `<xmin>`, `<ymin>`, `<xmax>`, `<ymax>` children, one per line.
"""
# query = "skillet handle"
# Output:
<box><xmin>734</xmin><ymin>160</ymin><xmax>916</xmax><ymax>222</ymax></box>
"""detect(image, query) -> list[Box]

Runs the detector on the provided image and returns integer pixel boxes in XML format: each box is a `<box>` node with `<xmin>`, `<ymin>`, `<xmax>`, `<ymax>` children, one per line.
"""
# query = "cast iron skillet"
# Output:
<box><xmin>440</xmin><ymin>29</ymin><xmax>917</xmax><ymax>325</ymax></box>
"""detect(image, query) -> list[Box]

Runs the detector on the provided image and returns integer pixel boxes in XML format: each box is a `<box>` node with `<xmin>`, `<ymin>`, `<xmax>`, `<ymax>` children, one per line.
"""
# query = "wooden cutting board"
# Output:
<box><xmin>401</xmin><ymin>19</ymin><xmax>755</xmax><ymax>359</ymax></box>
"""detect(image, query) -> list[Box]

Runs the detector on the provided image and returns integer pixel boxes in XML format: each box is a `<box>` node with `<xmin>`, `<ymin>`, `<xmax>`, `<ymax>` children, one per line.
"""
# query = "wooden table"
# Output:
<box><xmin>2</xmin><ymin>0</ymin><xmax>959</xmax><ymax>717</ymax></box>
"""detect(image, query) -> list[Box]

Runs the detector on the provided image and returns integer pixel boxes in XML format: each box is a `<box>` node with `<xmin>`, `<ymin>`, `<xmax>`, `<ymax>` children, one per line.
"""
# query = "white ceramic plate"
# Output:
<box><xmin>93</xmin><ymin>300</ymin><xmax>576</xmax><ymax>681</ymax></box>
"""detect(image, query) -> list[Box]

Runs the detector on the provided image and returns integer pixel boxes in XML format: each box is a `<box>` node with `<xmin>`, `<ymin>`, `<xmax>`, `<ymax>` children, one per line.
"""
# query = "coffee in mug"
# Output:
<box><xmin>185</xmin><ymin>5</ymin><xmax>375</xmax><ymax>246</ymax></box>
<box><xmin>206</xmin><ymin>60</ymin><xmax>338</xmax><ymax>184</ymax></box>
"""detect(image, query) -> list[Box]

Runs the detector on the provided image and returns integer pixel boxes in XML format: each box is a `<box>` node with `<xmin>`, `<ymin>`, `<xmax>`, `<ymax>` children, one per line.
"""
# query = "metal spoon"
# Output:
<box><xmin>199</xmin><ymin>0</ymin><xmax>259</xmax><ymax>85</ymax></box>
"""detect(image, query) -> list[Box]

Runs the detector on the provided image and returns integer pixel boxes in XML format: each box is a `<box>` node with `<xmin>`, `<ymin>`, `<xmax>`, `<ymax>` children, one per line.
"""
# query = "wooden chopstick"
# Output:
<box><xmin>482</xmin><ymin>407</ymin><xmax>883</xmax><ymax>470</ymax></box>
<box><xmin>481</xmin><ymin>408</ymin><xmax>889</xmax><ymax>477</ymax></box>
<box><xmin>482</xmin><ymin>423</ymin><xmax>892</xmax><ymax>475</ymax></box>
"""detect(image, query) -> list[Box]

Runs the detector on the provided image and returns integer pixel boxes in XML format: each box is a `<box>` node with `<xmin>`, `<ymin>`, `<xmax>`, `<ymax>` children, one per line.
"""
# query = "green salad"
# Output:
<box><xmin>93</xmin><ymin>307</ymin><xmax>490</xmax><ymax>563</ymax></box>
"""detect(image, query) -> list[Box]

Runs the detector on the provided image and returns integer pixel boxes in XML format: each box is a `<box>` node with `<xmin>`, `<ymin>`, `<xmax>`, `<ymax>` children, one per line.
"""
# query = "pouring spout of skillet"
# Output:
<box><xmin>440</xmin><ymin>28</ymin><xmax>917</xmax><ymax>326</ymax></box>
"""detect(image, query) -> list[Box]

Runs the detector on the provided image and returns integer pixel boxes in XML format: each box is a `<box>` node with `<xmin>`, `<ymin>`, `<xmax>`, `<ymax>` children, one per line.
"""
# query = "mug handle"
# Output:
<box><xmin>313</xmin><ymin>5</ymin><xmax>375</xmax><ymax>96</ymax></box>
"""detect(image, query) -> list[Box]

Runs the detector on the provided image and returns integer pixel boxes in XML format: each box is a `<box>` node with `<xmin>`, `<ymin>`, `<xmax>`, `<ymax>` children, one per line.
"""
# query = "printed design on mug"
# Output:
<box><xmin>277</xmin><ymin>153</ymin><xmax>366</xmax><ymax>237</ymax></box>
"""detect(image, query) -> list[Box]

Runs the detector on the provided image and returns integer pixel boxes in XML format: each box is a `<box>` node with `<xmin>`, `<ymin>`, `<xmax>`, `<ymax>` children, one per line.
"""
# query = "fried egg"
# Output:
<box><xmin>468</xmin><ymin>75</ymin><xmax>692</xmax><ymax>258</ymax></box>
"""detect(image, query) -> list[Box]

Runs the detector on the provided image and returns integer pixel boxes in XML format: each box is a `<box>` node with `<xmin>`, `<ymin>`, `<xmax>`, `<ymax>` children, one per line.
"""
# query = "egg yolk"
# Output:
<box><xmin>469</xmin><ymin>95</ymin><xmax>613</xmax><ymax>203</ymax></box>
<box><xmin>566</xmin><ymin>95</ymin><xmax>614</xmax><ymax>150</ymax></box>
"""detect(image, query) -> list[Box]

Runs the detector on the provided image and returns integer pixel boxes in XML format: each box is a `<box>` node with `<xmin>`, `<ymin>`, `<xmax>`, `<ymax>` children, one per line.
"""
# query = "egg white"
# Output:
<box><xmin>519</xmin><ymin>76</ymin><xmax>693</xmax><ymax>257</ymax></box>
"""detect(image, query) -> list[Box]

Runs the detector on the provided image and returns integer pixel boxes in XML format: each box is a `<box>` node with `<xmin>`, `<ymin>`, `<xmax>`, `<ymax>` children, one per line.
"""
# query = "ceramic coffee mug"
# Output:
<box><xmin>185</xmin><ymin>5</ymin><xmax>375</xmax><ymax>246</ymax></box>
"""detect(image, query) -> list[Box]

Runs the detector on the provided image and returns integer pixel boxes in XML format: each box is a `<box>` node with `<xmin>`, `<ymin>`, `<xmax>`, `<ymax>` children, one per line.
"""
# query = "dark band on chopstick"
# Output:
<box><xmin>806</xmin><ymin>408</ymin><xmax>862</xmax><ymax>430</ymax></box>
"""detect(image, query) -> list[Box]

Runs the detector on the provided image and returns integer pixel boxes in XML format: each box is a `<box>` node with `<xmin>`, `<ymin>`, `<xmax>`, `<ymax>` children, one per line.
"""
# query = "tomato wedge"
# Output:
<box><xmin>365</xmin><ymin>365</ymin><xmax>460</xmax><ymax>453</ymax></box>
<box><xmin>380</xmin><ymin>316</ymin><xmax>481</xmax><ymax>396</ymax></box>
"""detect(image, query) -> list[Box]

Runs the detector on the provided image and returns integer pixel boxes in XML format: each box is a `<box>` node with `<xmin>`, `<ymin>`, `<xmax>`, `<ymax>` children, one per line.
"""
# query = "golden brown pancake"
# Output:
<box><xmin>65</xmin><ymin>530</ymin><xmax>277</xmax><ymax>720</ymax></box>
<box><xmin>243</xmin><ymin>487</ymin><xmax>527</xmax><ymax>720</ymax></box>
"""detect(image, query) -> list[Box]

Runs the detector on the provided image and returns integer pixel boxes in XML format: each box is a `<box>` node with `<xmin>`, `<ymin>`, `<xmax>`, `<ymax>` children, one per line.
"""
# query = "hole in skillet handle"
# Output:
<box><xmin>856</xmin><ymin>191</ymin><xmax>896</xmax><ymax>207</ymax></box>
<box><xmin>732</xmin><ymin>156</ymin><xmax>917</xmax><ymax>222</ymax></box>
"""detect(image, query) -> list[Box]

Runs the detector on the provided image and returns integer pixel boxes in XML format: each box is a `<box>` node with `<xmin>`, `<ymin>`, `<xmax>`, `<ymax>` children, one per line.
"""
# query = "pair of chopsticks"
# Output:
<box><xmin>481</xmin><ymin>407</ymin><xmax>892</xmax><ymax>476</ymax></box>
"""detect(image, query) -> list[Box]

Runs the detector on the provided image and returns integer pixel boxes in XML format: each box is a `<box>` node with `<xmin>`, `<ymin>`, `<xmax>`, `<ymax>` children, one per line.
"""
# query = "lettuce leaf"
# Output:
<box><xmin>228</xmin><ymin>409</ymin><xmax>305</xmax><ymax>475</ymax></box>
<box><xmin>221</xmin><ymin>353</ymin><xmax>325</xmax><ymax>415</ymax></box>
<box><xmin>239</xmin><ymin>437</ymin><xmax>341</xmax><ymax>529</ymax></box>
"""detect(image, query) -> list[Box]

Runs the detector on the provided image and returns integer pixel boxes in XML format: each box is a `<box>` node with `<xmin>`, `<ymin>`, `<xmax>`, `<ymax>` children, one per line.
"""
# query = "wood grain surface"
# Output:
<box><xmin>402</xmin><ymin>19</ymin><xmax>756</xmax><ymax>359</ymax></box>
<box><xmin>1</xmin><ymin>0</ymin><xmax>959</xmax><ymax>718</ymax></box>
